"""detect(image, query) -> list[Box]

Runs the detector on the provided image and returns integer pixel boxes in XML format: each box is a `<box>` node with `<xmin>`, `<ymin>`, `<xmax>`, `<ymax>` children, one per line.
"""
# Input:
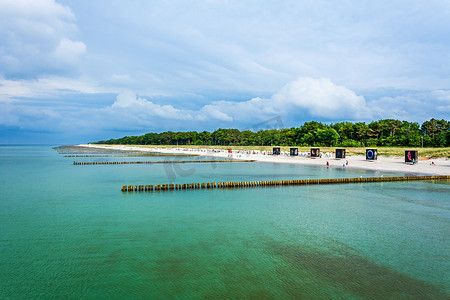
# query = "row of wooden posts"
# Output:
<box><xmin>64</xmin><ymin>154</ymin><xmax>198</xmax><ymax>157</ymax></box>
<box><xmin>121</xmin><ymin>175</ymin><xmax>450</xmax><ymax>192</ymax></box>
<box><xmin>74</xmin><ymin>159</ymin><xmax>255</xmax><ymax>165</ymax></box>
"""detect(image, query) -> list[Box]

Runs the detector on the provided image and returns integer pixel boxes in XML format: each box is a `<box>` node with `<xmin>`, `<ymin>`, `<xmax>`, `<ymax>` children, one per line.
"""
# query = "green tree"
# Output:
<box><xmin>95</xmin><ymin>118</ymin><xmax>449</xmax><ymax>148</ymax></box>
<box><xmin>316</xmin><ymin>128</ymin><xmax>340</xmax><ymax>146</ymax></box>
<box><xmin>421</xmin><ymin>118</ymin><xmax>449</xmax><ymax>139</ymax></box>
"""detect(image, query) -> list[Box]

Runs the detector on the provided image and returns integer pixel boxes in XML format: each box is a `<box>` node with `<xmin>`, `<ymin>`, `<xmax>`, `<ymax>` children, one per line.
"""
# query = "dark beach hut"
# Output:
<box><xmin>273</xmin><ymin>147</ymin><xmax>281</xmax><ymax>155</ymax></box>
<box><xmin>310</xmin><ymin>148</ymin><xmax>320</xmax><ymax>158</ymax></box>
<box><xmin>405</xmin><ymin>150</ymin><xmax>418</xmax><ymax>163</ymax></box>
<box><xmin>335</xmin><ymin>149</ymin><xmax>346</xmax><ymax>159</ymax></box>
<box><xmin>366</xmin><ymin>149</ymin><xmax>377</xmax><ymax>160</ymax></box>
<box><xmin>290</xmin><ymin>148</ymin><xmax>298</xmax><ymax>156</ymax></box>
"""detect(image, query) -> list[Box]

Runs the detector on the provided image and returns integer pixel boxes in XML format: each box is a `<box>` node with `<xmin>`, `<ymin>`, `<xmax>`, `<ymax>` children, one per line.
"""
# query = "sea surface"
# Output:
<box><xmin>0</xmin><ymin>145</ymin><xmax>449</xmax><ymax>299</ymax></box>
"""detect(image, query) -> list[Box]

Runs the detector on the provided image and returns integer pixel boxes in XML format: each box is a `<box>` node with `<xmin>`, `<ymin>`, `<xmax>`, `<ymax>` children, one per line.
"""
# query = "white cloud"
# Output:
<box><xmin>109</xmin><ymin>74</ymin><xmax>132</xmax><ymax>83</ymax></box>
<box><xmin>72</xmin><ymin>80</ymin><xmax>450</xmax><ymax>133</ymax></box>
<box><xmin>1</xmin><ymin>77</ymin><xmax>448</xmax><ymax>143</ymax></box>
<box><xmin>53</xmin><ymin>38</ymin><xmax>86</xmax><ymax>66</ymax></box>
<box><xmin>0</xmin><ymin>0</ymin><xmax>86</xmax><ymax>78</ymax></box>
<box><xmin>101</xmin><ymin>78</ymin><xmax>449</xmax><ymax>129</ymax></box>
<box><xmin>2</xmin><ymin>1</ymin><xmax>449</xmax><ymax>144</ymax></box>
<box><xmin>196</xmin><ymin>97</ymin><xmax>276</xmax><ymax>124</ymax></box>
<box><xmin>111</xmin><ymin>91</ymin><xmax>194</xmax><ymax>121</ymax></box>
<box><xmin>61</xmin><ymin>0</ymin><xmax>450</xmax><ymax>95</ymax></box>
<box><xmin>0</xmin><ymin>101</ymin><xmax>60</xmax><ymax>128</ymax></box>
<box><xmin>366</xmin><ymin>91</ymin><xmax>450</xmax><ymax>121</ymax></box>
<box><xmin>0</xmin><ymin>76</ymin><xmax>101</xmax><ymax>102</ymax></box>
<box><xmin>432</xmin><ymin>90</ymin><xmax>450</xmax><ymax>102</ymax></box>
<box><xmin>198</xmin><ymin>104</ymin><xmax>233</xmax><ymax>122</ymax></box>
<box><xmin>272</xmin><ymin>78</ymin><xmax>370</xmax><ymax>119</ymax></box>
<box><xmin>189</xmin><ymin>78</ymin><xmax>372</xmax><ymax>123</ymax></box>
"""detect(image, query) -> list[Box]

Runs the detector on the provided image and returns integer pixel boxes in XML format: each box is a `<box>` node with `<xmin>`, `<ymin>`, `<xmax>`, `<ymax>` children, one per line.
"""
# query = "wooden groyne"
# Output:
<box><xmin>74</xmin><ymin>159</ymin><xmax>255</xmax><ymax>165</ymax></box>
<box><xmin>65</xmin><ymin>154</ymin><xmax>199</xmax><ymax>157</ymax></box>
<box><xmin>121</xmin><ymin>175</ymin><xmax>450</xmax><ymax>192</ymax></box>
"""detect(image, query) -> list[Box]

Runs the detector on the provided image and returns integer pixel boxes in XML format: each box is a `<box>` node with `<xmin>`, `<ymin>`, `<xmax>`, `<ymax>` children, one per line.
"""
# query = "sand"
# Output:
<box><xmin>79</xmin><ymin>144</ymin><xmax>450</xmax><ymax>176</ymax></box>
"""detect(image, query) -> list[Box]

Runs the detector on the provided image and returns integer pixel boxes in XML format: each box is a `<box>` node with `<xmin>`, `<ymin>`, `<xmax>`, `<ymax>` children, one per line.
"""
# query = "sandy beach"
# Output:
<box><xmin>80</xmin><ymin>144</ymin><xmax>450</xmax><ymax>176</ymax></box>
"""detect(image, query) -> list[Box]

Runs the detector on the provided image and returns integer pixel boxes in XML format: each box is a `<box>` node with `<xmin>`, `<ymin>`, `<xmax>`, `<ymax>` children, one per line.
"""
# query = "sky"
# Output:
<box><xmin>0</xmin><ymin>0</ymin><xmax>449</xmax><ymax>144</ymax></box>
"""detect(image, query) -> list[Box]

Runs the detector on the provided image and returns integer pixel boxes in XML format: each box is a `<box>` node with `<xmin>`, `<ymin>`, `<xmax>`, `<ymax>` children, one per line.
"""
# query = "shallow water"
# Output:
<box><xmin>1</xmin><ymin>146</ymin><xmax>449</xmax><ymax>299</ymax></box>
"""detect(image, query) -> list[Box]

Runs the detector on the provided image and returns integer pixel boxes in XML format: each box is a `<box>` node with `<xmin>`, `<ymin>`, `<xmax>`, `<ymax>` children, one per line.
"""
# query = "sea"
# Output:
<box><xmin>0</xmin><ymin>145</ymin><xmax>449</xmax><ymax>299</ymax></box>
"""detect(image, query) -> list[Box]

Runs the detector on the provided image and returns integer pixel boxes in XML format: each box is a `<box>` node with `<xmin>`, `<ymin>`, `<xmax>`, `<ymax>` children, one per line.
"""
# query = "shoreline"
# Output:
<box><xmin>79</xmin><ymin>144</ymin><xmax>450</xmax><ymax>176</ymax></box>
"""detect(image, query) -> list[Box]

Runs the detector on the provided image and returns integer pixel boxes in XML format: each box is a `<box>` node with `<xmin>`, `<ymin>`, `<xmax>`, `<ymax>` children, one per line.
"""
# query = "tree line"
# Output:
<box><xmin>95</xmin><ymin>118</ymin><xmax>450</xmax><ymax>147</ymax></box>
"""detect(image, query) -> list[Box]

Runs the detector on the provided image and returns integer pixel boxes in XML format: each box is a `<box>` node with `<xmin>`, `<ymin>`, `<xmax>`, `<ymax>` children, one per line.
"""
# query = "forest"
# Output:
<box><xmin>95</xmin><ymin>118</ymin><xmax>450</xmax><ymax>147</ymax></box>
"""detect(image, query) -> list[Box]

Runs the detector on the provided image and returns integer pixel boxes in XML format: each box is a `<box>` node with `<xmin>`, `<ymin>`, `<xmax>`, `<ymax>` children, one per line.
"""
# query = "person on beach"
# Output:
<box><xmin>346</xmin><ymin>160</ymin><xmax>348</xmax><ymax>166</ymax></box>
<box><xmin>326</xmin><ymin>161</ymin><xmax>329</xmax><ymax>167</ymax></box>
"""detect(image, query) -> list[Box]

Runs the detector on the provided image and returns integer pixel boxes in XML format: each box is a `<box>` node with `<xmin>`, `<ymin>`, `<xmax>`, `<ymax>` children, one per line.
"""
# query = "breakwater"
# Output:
<box><xmin>65</xmin><ymin>154</ymin><xmax>198</xmax><ymax>157</ymax></box>
<box><xmin>121</xmin><ymin>175</ymin><xmax>450</xmax><ymax>192</ymax></box>
<box><xmin>74</xmin><ymin>159</ymin><xmax>255</xmax><ymax>165</ymax></box>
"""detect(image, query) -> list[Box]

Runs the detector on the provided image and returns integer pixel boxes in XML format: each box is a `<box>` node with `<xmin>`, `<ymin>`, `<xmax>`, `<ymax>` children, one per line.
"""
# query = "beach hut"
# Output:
<box><xmin>366</xmin><ymin>149</ymin><xmax>377</xmax><ymax>160</ymax></box>
<box><xmin>335</xmin><ymin>149</ymin><xmax>346</xmax><ymax>159</ymax></box>
<box><xmin>405</xmin><ymin>150</ymin><xmax>418</xmax><ymax>163</ymax></box>
<box><xmin>273</xmin><ymin>147</ymin><xmax>281</xmax><ymax>155</ymax></box>
<box><xmin>310</xmin><ymin>148</ymin><xmax>320</xmax><ymax>158</ymax></box>
<box><xmin>290</xmin><ymin>148</ymin><xmax>298</xmax><ymax>156</ymax></box>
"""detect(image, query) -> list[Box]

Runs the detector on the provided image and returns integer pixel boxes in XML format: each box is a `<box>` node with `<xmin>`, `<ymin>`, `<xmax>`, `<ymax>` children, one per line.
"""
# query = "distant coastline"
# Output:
<box><xmin>92</xmin><ymin>119</ymin><xmax>450</xmax><ymax>149</ymax></box>
<box><xmin>79</xmin><ymin>144</ymin><xmax>450</xmax><ymax>176</ymax></box>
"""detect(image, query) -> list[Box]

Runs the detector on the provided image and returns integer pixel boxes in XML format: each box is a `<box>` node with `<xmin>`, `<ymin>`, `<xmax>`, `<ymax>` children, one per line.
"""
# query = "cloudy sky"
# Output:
<box><xmin>1</xmin><ymin>0</ymin><xmax>449</xmax><ymax>144</ymax></box>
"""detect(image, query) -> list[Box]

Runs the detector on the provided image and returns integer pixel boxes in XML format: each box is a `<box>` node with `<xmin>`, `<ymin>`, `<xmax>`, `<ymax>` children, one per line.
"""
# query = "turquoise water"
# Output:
<box><xmin>0</xmin><ymin>145</ymin><xmax>449</xmax><ymax>299</ymax></box>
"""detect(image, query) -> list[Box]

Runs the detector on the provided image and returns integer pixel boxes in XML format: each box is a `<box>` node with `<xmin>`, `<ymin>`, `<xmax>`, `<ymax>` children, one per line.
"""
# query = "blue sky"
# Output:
<box><xmin>1</xmin><ymin>0</ymin><xmax>449</xmax><ymax>144</ymax></box>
